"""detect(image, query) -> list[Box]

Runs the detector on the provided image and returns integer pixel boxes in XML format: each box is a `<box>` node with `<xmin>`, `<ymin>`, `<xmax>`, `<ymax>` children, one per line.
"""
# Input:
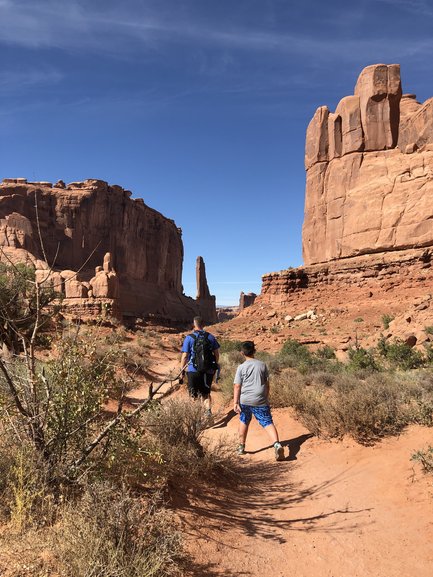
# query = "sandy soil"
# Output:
<box><xmin>177</xmin><ymin>405</ymin><xmax>433</xmax><ymax>577</ymax></box>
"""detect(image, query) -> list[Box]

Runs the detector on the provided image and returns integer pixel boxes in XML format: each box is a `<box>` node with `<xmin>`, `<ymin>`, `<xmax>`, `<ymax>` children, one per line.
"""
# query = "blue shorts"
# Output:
<box><xmin>239</xmin><ymin>404</ymin><xmax>273</xmax><ymax>428</ymax></box>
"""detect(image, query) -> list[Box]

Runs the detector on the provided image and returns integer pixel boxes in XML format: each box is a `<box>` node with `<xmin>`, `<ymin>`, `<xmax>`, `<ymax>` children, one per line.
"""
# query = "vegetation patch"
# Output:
<box><xmin>219</xmin><ymin>335</ymin><xmax>433</xmax><ymax>444</ymax></box>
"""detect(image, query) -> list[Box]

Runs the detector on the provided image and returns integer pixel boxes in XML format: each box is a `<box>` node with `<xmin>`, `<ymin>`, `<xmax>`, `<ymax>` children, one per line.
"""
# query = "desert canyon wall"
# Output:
<box><xmin>259</xmin><ymin>64</ymin><xmax>433</xmax><ymax>309</ymax></box>
<box><xmin>0</xmin><ymin>178</ymin><xmax>217</xmax><ymax>323</ymax></box>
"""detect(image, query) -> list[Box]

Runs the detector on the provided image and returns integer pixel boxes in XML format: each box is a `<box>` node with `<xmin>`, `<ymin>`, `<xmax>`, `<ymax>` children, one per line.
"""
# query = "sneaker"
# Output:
<box><xmin>237</xmin><ymin>444</ymin><xmax>246</xmax><ymax>456</ymax></box>
<box><xmin>274</xmin><ymin>443</ymin><xmax>284</xmax><ymax>461</ymax></box>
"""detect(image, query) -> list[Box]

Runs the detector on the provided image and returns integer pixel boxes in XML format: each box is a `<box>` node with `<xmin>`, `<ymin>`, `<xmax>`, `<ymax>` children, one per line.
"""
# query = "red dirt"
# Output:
<box><xmin>178</xmin><ymin>406</ymin><xmax>433</xmax><ymax>577</ymax></box>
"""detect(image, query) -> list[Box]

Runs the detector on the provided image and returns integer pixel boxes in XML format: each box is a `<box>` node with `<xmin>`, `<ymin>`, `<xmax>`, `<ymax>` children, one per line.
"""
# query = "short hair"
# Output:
<box><xmin>241</xmin><ymin>341</ymin><xmax>255</xmax><ymax>356</ymax></box>
<box><xmin>193</xmin><ymin>316</ymin><xmax>204</xmax><ymax>328</ymax></box>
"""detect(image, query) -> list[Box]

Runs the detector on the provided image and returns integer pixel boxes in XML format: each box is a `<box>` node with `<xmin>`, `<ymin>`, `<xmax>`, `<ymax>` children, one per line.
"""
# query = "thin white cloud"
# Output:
<box><xmin>375</xmin><ymin>0</ymin><xmax>433</xmax><ymax>17</ymax></box>
<box><xmin>0</xmin><ymin>69</ymin><xmax>63</xmax><ymax>91</ymax></box>
<box><xmin>0</xmin><ymin>0</ymin><xmax>431</xmax><ymax>65</ymax></box>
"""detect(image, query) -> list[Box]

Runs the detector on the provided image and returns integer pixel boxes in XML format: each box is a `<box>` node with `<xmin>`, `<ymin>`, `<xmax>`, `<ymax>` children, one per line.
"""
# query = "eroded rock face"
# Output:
<box><xmin>195</xmin><ymin>256</ymin><xmax>217</xmax><ymax>323</ymax></box>
<box><xmin>303</xmin><ymin>64</ymin><xmax>433</xmax><ymax>266</ymax></box>
<box><xmin>239</xmin><ymin>291</ymin><xmax>257</xmax><ymax>310</ymax></box>
<box><xmin>0</xmin><ymin>179</ymin><xmax>216</xmax><ymax>323</ymax></box>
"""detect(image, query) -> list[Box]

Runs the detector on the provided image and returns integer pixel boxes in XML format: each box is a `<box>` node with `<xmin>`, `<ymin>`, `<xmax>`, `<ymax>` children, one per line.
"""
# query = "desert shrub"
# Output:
<box><xmin>218</xmin><ymin>350</ymin><xmax>243</xmax><ymax>399</ymax></box>
<box><xmin>347</xmin><ymin>347</ymin><xmax>380</xmax><ymax>372</ymax></box>
<box><xmin>278</xmin><ymin>339</ymin><xmax>341</xmax><ymax>374</ymax></box>
<box><xmin>411</xmin><ymin>445</ymin><xmax>433</xmax><ymax>474</ymax></box>
<box><xmin>218</xmin><ymin>339</ymin><xmax>243</xmax><ymax>353</ymax></box>
<box><xmin>399</xmin><ymin>371</ymin><xmax>433</xmax><ymax>426</ymax></box>
<box><xmin>58</xmin><ymin>483</ymin><xmax>183</xmax><ymax>577</ymax></box>
<box><xmin>424</xmin><ymin>326</ymin><xmax>433</xmax><ymax>335</ymax></box>
<box><xmin>310</xmin><ymin>370</ymin><xmax>337</xmax><ymax>387</ymax></box>
<box><xmin>142</xmin><ymin>399</ymin><xmax>236</xmax><ymax>485</ymax></box>
<box><xmin>424</xmin><ymin>344</ymin><xmax>433</xmax><ymax>365</ymax></box>
<box><xmin>0</xmin><ymin>337</ymin><xmax>145</xmax><ymax>487</ymax></box>
<box><xmin>279</xmin><ymin>339</ymin><xmax>315</xmax><ymax>373</ymax></box>
<box><xmin>382</xmin><ymin>314</ymin><xmax>395</xmax><ymax>330</ymax></box>
<box><xmin>269</xmin><ymin>371</ymin><xmax>431</xmax><ymax>443</ymax></box>
<box><xmin>379</xmin><ymin>339</ymin><xmax>424</xmax><ymax>370</ymax></box>
<box><xmin>315</xmin><ymin>345</ymin><xmax>336</xmax><ymax>360</ymax></box>
<box><xmin>269</xmin><ymin>371</ymin><xmax>307</xmax><ymax>409</ymax></box>
<box><xmin>333</xmin><ymin>373</ymin><xmax>408</xmax><ymax>442</ymax></box>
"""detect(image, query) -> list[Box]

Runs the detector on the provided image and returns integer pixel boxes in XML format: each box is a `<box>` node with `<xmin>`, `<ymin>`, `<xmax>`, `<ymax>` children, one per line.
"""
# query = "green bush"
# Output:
<box><xmin>381</xmin><ymin>339</ymin><xmax>424</xmax><ymax>370</ymax></box>
<box><xmin>279</xmin><ymin>339</ymin><xmax>315</xmax><ymax>373</ymax></box>
<box><xmin>347</xmin><ymin>347</ymin><xmax>380</xmax><ymax>372</ymax></box>
<box><xmin>315</xmin><ymin>345</ymin><xmax>336</xmax><ymax>360</ymax></box>
<box><xmin>382</xmin><ymin>314</ymin><xmax>395</xmax><ymax>330</ymax></box>
<box><xmin>218</xmin><ymin>339</ymin><xmax>243</xmax><ymax>353</ymax></box>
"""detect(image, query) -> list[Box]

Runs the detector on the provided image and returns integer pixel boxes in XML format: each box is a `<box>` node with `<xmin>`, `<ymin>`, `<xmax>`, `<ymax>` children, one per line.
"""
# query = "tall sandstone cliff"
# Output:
<box><xmin>0</xmin><ymin>178</ymin><xmax>216</xmax><ymax>323</ymax></box>
<box><xmin>303</xmin><ymin>64</ymin><xmax>433</xmax><ymax>265</ymax></box>
<box><xmin>250</xmin><ymin>64</ymin><xmax>433</xmax><ymax>332</ymax></box>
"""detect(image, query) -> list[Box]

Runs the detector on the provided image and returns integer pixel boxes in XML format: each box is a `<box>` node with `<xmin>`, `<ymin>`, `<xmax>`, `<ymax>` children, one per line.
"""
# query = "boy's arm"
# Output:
<box><xmin>264</xmin><ymin>378</ymin><xmax>270</xmax><ymax>400</ymax></box>
<box><xmin>233</xmin><ymin>382</ymin><xmax>241</xmax><ymax>413</ymax></box>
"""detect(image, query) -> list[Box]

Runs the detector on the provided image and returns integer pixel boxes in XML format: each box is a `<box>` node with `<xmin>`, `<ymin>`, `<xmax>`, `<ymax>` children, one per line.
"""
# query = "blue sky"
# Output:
<box><xmin>1</xmin><ymin>0</ymin><xmax>433</xmax><ymax>305</ymax></box>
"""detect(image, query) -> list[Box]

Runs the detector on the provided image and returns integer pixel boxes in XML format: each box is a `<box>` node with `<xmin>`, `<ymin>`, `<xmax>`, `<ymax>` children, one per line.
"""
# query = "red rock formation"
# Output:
<box><xmin>238</xmin><ymin>64</ymin><xmax>433</xmax><ymax>350</ymax></box>
<box><xmin>0</xmin><ymin>179</ymin><xmax>216</xmax><ymax>324</ymax></box>
<box><xmin>195</xmin><ymin>256</ymin><xmax>217</xmax><ymax>323</ymax></box>
<box><xmin>302</xmin><ymin>64</ymin><xmax>433</xmax><ymax>266</ymax></box>
<box><xmin>239</xmin><ymin>291</ymin><xmax>257</xmax><ymax>310</ymax></box>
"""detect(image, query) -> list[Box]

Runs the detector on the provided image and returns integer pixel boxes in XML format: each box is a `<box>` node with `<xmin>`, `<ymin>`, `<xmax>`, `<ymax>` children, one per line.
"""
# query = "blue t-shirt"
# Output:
<box><xmin>181</xmin><ymin>330</ymin><xmax>220</xmax><ymax>373</ymax></box>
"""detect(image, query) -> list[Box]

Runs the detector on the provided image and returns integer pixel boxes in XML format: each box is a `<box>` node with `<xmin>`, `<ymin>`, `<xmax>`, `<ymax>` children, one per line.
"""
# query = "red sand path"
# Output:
<box><xmin>178</xmin><ymin>407</ymin><xmax>433</xmax><ymax>577</ymax></box>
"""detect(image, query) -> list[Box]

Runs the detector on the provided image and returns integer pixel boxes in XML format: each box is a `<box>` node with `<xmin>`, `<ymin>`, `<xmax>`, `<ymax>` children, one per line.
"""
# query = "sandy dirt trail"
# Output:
<box><xmin>178</xmin><ymin>406</ymin><xmax>433</xmax><ymax>577</ymax></box>
<box><xmin>133</xmin><ymin>336</ymin><xmax>433</xmax><ymax>576</ymax></box>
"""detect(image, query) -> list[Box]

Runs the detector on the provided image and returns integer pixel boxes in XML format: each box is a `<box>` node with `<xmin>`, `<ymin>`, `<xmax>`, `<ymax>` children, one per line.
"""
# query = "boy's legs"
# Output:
<box><xmin>238</xmin><ymin>405</ymin><xmax>252</xmax><ymax>453</ymax></box>
<box><xmin>252</xmin><ymin>406</ymin><xmax>285</xmax><ymax>461</ymax></box>
<box><xmin>239</xmin><ymin>420</ymin><xmax>250</xmax><ymax>445</ymax></box>
<box><xmin>264</xmin><ymin>423</ymin><xmax>279</xmax><ymax>445</ymax></box>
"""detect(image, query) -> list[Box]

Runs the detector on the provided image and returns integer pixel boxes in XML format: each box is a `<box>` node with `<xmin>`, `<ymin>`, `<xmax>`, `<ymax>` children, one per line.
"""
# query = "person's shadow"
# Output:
<box><xmin>211</xmin><ymin>409</ymin><xmax>237</xmax><ymax>429</ymax></box>
<box><xmin>283</xmin><ymin>433</ymin><xmax>314</xmax><ymax>461</ymax></box>
<box><xmin>247</xmin><ymin>433</ymin><xmax>313</xmax><ymax>461</ymax></box>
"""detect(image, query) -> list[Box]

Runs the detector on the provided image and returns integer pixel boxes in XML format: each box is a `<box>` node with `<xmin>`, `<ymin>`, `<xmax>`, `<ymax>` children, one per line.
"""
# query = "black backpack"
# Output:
<box><xmin>190</xmin><ymin>331</ymin><xmax>215</xmax><ymax>373</ymax></box>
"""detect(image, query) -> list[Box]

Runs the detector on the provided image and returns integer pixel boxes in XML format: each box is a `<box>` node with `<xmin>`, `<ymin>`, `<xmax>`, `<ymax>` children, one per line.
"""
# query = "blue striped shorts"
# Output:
<box><xmin>239</xmin><ymin>404</ymin><xmax>273</xmax><ymax>427</ymax></box>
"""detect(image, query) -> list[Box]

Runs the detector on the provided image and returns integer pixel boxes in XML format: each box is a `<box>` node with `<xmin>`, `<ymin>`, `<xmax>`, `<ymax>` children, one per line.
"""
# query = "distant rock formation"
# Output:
<box><xmin>195</xmin><ymin>256</ymin><xmax>217</xmax><ymax>324</ymax></box>
<box><xmin>239</xmin><ymin>291</ymin><xmax>257</xmax><ymax>310</ymax></box>
<box><xmin>303</xmin><ymin>64</ymin><xmax>433</xmax><ymax>266</ymax></box>
<box><xmin>0</xmin><ymin>178</ymin><xmax>216</xmax><ymax>324</ymax></box>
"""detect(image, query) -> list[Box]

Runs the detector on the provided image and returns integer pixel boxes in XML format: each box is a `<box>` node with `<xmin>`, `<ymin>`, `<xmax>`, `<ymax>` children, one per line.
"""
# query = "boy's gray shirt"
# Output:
<box><xmin>234</xmin><ymin>358</ymin><xmax>269</xmax><ymax>406</ymax></box>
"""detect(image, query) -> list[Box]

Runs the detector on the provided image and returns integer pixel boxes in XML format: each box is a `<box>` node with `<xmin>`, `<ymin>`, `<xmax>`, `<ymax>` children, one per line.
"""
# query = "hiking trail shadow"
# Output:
<box><xmin>211</xmin><ymin>409</ymin><xmax>237</xmax><ymax>429</ymax></box>
<box><xmin>246</xmin><ymin>433</ymin><xmax>314</xmax><ymax>461</ymax></box>
<box><xmin>175</xmin><ymin>461</ymin><xmax>373</xmax><ymax>549</ymax></box>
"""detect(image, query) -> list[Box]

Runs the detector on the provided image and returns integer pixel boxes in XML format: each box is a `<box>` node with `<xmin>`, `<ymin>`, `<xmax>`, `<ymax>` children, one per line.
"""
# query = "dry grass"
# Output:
<box><xmin>142</xmin><ymin>398</ymin><xmax>237</xmax><ymax>485</ymax></box>
<box><xmin>0</xmin><ymin>394</ymin><xmax>237</xmax><ymax>576</ymax></box>
<box><xmin>411</xmin><ymin>445</ymin><xmax>433</xmax><ymax>474</ymax></box>
<box><xmin>0</xmin><ymin>483</ymin><xmax>183</xmax><ymax>577</ymax></box>
<box><xmin>270</xmin><ymin>369</ymin><xmax>433</xmax><ymax>444</ymax></box>
<box><xmin>58</xmin><ymin>483</ymin><xmax>183</xmax><ymax>577</ymax></box>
